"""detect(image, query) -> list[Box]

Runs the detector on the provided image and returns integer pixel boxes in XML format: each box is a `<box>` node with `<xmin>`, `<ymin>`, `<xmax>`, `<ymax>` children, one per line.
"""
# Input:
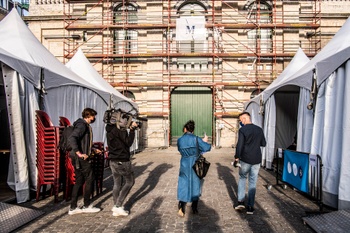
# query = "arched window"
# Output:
<box><xmin>246</xmin><ymin>2</ymin><xmax>272</xmax><ymax>53</ymax></box>
<box><xmin>114</xmin><ymin>4</ymin><xmax>138</xmax><ymax>55</ymax></box>
<box><xmin>251</xmin><ymin>89</ymin><xmax>263</xmax><ymax>99</ymax></box>
<box><xmin>176</xmin><ymin>2</ymin><xmax>209</xmax><ymax>72</ymax></box>
<box><xmin>121</xmin><ymin>90</ymin><xmax>135</xmax><ymax>101</ymax></box>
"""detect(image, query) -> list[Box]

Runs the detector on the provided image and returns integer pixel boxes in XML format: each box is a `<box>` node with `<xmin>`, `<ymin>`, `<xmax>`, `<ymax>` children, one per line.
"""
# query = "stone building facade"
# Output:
<box><xmin>25</xmin><ymin>0</ymin><xmax>350</xmax><ymax>148</ymax></box>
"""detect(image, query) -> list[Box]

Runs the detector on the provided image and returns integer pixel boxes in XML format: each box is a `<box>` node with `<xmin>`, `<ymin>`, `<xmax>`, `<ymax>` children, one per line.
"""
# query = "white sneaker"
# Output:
<box><xmin>81</xmin><ymin>205</ymin><xmax>101</xmax><ymax>213</ymax></box>
<box><xmin>112</xmin><ymin>206</ymin><xmax>129</xmax><ymax>216</ymax></box>
<box><xmin>68</xmin><ymin>207</ymin><xmax>83</xmax><ymax>215</ymax></box>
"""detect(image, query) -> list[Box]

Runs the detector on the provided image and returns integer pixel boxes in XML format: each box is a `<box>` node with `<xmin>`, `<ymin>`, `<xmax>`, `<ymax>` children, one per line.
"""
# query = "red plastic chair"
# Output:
<box><xmin>35</xmin><ymin>110</ymin><xmax>60</xmax><ymax>202</ymax></box>
<box><xmin>64</xmin><ymin>152</ymin><xmax>76</xmax><ymax>201</ymax></box>
<box><xmin>59</xmin><ymin>116</ymin><xmax>71</xmax><ymax>127</ymax></box>
<box><xmin>91</xmin><ymin>142</ymin><xmax>105</xmax><ymax>197</ymax></box>
<box><xmin>58</xmin><ymin>116</ymin><xmax>71</xmax><ymax>199</ymax></box>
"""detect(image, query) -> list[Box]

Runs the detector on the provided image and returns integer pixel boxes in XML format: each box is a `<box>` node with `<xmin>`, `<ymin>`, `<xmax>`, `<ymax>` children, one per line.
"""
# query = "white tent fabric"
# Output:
<box><xmin>244</xmin><ymin>48</ymin><xmax>311</xmax><ymax>168</ymax></box>
<box><xmin>65</xmin><ymin>48</ymin><xmax>137</xmax><ymax>113</ymax></box>
<box><xmin>258</xmin><ymin>48</ymin><xmax>311</xmax><ymax>102</ymax></box>
<box><xmin>0</xmin><ymin>9</ymin><xmax>138</xmax><ymax>203</ymax></box>
<box><xmin>315</xmin><ymin>17</ymin><xmax>350</xmax><ymax>86</ymax></box>
<box><xmin>309</xmin><ymin>16</ymin><xmax>350</xmax><ymax>209</ymax></box>
<box><xmin>310</xmin><ymin>71</ymin><xmax>350</xmax><ymax>209</ymax></box>
<box><xmin>245</xmin><ymin>96</ymin><xmax>263</xmax><ymax>128</ymax></box>
<box><xmin>2</xmin><ymin>64</ymin><xmax>39</xmax><ymax>203</ymax></box>
<box><xmin>296</xmin><ymin>87</ymin><xmax>314</xmax><ymax>153</ymax></box>
<box><xmin>262</xmin><ymin>96</ymin><xmax>276</xmax><ymax>168</ymax></box>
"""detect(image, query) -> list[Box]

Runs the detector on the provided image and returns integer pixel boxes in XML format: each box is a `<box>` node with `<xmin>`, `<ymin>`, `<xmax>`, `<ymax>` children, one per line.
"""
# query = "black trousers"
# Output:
<box><xmin>110</xmin><ymin>160</ymin><xmax>135</xmax><ymax>207</ymax></box>
<box><xmin>70</xmin><ymin>159</ymin><xmax>94</xmax><ymax>209</ymax></box>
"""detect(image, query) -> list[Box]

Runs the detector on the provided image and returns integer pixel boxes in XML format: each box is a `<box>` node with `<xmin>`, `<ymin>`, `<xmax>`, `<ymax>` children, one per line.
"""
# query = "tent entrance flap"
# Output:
<box><xmin>274</xmin><ymin>91</ymin><xmax>299</xmax><ymax>151</ymax></box>
<box><xmin>0</xmin><ymin>69</ymin><xmax>11</xmax><ymax>151</ymax></box>
<box><xmin>0</xmin><ymin>67</ymin><xmax>15</xmax><ymax>202</ymax></box>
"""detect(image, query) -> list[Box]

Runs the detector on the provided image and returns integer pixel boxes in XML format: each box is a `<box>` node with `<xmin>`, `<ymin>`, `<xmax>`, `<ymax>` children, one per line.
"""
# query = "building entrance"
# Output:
<box><xmin>170</xmin><ymin>86</ymin><xmax>212</xmax><ymax>145</ymax></box>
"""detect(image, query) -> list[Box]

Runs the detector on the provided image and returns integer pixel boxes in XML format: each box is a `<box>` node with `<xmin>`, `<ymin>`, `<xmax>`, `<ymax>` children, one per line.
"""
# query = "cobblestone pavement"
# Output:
<box><xmin>16</xmin><ymin>147</ymin><xmax>322</xmax><ymax>233</ymax></box>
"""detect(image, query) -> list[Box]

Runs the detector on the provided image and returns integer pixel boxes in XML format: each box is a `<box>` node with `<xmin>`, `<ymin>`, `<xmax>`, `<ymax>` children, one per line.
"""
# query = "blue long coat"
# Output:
<box><xmin>177</xmin><ymin>132</ymin><xmax>211</xmax><ymax>202</ymax></box>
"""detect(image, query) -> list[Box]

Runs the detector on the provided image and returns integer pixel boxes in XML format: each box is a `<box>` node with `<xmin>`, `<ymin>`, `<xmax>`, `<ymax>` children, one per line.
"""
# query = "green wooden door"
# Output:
<box><xmin>171</xmin><ymin>86</ymin><xmax>212</xmax><ymax>145</ymax></box>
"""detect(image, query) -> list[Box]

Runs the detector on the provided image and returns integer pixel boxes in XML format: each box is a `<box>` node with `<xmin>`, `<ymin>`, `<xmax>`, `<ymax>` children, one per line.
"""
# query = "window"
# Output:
<box><xmin>121</xmin><ymin>90</ymin><xmax>135</xmax><ymax>101</ymax></box>
<box><xmin>114</xmin><ymin>4</ymin><xmax>138</xmax><ymax>55</ymax></box>
<box><xmin>251</xmin><ymin>89</ymin><xmax>263</xmax><ymax>99</ymax></box>
<box><xmin>176</xmin><ymin>2</ymin><xmax>209</xmax><ymax>72</ymax></box>
<box><xmin>246</xmin><ymin>2</ymin><xmax>272</xmax><ymax>53</ymax></box>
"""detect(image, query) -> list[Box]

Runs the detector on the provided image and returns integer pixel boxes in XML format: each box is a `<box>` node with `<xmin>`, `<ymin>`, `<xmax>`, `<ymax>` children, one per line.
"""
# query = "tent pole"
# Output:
<box><xmin>39</xmin><ymin>68</ymin><xmax>46</xmax><ymax>111</ymax></box>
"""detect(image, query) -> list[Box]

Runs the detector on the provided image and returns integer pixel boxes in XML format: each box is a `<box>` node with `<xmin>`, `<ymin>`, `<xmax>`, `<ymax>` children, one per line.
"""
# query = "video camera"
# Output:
<box><xmin>131</xmin><ymin>121</ymin><xmax>143</xmax><ymax>130</ymax></box>
<box><xmin>103</xmin><ymin>108</ymin><xmax>142</xmax><ymax>130</ymax></box>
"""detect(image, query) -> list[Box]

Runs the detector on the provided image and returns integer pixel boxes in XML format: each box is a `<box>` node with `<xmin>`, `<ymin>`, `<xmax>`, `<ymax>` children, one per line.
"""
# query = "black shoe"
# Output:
<box><xmin>192</xmin><ymin>200</ymin><xmax>198</xmax><ymax>214</ymax></box>
<box><xmin>234</xmin><ymin>201</ymin><xmax>245</xmax><ymax>210</ymax></box>
<box><xmin>246</xmin><ymin>206</ymin><xmax>254</xmax><ymax>215</ymax></box>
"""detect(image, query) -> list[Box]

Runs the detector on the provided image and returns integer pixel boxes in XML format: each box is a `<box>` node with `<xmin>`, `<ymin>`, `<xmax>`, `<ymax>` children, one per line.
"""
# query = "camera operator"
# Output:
<box><xmin>106</xmin><ymin>115</ymin><xmax>138</xmax><ymax>217</ymax></box>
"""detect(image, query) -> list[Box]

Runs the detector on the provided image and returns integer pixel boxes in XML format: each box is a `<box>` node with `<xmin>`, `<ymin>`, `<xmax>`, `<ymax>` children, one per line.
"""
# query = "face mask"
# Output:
<box><xmin>239</xmin><ymin>122</ymin><xmax>244</xmax><ymax>127</ymax></box>
<box><xmin>90</xmin><ymin>118</ymin><xmax>96</xmax><ymax>124</ymax></box>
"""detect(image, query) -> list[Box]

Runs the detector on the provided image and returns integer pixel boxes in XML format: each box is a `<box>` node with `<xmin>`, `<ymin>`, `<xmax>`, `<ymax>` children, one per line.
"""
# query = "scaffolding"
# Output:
<box><xmin>63</xmin><ymin>0</ymin><xmax>321</xmax><ymax>129</ymax></box>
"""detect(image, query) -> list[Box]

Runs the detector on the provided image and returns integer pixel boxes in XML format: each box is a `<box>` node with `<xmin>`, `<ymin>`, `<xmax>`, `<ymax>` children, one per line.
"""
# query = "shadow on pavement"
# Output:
<box><xmin>124</xmin><ymin>163</ymin><xmax>173</xmax><ymax>210</ymax></box>
<box><xmin>122</xmin><ymin>197</ymin><xmax>164</xmax><ymax>232</ymax></box>
<box><xmin>186</xmin><ymin>200</ymin><xmax>223</xmax><ymax>233</ymax></box>
<box><xmin>216</xmin><ymin>162</ymin><xmax>238</xmax><ymax>205</ymax></box>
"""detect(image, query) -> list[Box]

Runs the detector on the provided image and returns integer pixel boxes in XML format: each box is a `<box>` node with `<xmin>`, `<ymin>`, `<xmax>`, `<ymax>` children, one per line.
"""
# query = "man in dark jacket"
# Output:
<box><xmin>68</xmin><ymin>108</ymin><xmax>101</xmax><ymax>215</ymax></box>
<box><xmin>234</xmin><ymin>112</ymin><xmax>266</xmax><ymax>215</ymax></box>
<box><xmin>106</xmin><ymin>113</ymin><xmax>138</xmax><ymax>217</ymax></box>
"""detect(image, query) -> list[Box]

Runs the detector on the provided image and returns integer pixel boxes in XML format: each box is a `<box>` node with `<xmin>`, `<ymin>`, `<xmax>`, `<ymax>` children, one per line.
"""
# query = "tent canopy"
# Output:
<box><xmin>0</xmin><ymin>10</ymin><xmax>90</xmax><ymax>90</ymax></box>
<box><xmin>66</xmin><ymin>48</ymin><xmax>137</xmax><ymax>114</ymax></box>
<box><xmin>0</xmin><ymin>9</ymin><xmax>138</xmax><ymax>109</ymax></box>
<box><xmin>0</xmin><ymin>9</ymin><xmax>138</xmax><ymax>134</ymax></box>
<box><xmin>315</xmin><ymin>16</ymin><xmax>350</xmax><ymax>85</ymax></box>
<box><xmin>244</xmin><ymin>48</ymin><xmax>310</xmax><ymax>111</ymax></box>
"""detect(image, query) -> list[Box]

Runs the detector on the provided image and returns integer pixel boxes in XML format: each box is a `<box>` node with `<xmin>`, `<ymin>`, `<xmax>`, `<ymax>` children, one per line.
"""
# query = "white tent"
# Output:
<box><xmin>0</xmin><ymin>9</ymin><xmax>138</xmax><ymax>203</ymax></box>
<box><xmin>66</xmin><ymin>48</ymin><xmax>140</xmax><ymax>151</ymax></box>
<box><xmin>244</xmin><ymin>48</ymin><xmax>311</xmax><ymax>168</ymax></box>
<box><xmin>65</xmin><ymin>48</ymin><xmax>137</xmax><ymax>114</ymax></box>
<box><xmin>309</xmin><ymin>16</ymin><xmax>350</xmax><ymax>209</ymax></box>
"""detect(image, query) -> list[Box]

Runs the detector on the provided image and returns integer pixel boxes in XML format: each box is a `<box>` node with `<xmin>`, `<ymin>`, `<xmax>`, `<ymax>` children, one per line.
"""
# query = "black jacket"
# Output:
<box><xmin>235</xmin><ymin>124</ymin><xmax>266</xmax><ymax>165</ymax></box>
<box><xmin>69</xmin><ymin>118</ymin><xmax>92</xmax><ymax>156</ymax></box>
<box><xmin>106</xmin><ymin>124</ymin><xmax>135</xmax><ymax>162</ymax></box>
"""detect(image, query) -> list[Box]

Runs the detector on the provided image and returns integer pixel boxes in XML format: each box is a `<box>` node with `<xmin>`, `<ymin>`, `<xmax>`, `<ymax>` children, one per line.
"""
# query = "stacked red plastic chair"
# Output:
<box><xmin>59</xmin><ymin>116</ymin><xmax>71</xmax><ymax>127</ymax></box>
<box><xmin>104</xmin><ymin>146</ymin><xmax>110</xmax><ymax>168</ymax></box>
<box><xmin>64</xmin><ymin>153</ymin><xmax>76</xmax><ymax>201</ymax></box>
<box><xmin>91</xmin><ymin>142</ymin><xmax>105</xmax><ymax>197</ymax></box>
<box><xmin>35</xmin><ymin>110</ymin><xmax>60</xmax><ymax>202</ymax></box>
<box><xmin>58</xmin><ymin>116</ymin><xmax>74</xmax><ymax>201</ymax></box>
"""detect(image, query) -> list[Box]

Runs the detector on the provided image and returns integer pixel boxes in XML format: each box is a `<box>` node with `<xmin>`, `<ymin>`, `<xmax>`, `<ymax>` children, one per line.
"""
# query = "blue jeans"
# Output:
<box><xmin>237</xmin><ymin>161</ymin><xmax>260</xmax><ymax>207</ymax></box>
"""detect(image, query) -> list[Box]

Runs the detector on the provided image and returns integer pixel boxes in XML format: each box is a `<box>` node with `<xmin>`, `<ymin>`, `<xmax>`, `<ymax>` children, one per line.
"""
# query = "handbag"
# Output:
<box><xmin>192</xmin><ymin>137</ymin><xmax>210</xmax><ymax>179</ymax></box>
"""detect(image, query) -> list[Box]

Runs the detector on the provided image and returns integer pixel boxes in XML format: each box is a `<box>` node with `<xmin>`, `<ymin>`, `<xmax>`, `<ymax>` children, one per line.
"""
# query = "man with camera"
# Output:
<box><xmin>106</xmin><ymin>113</ymin><xmax>138</xmax><ymax>217</ymax></box>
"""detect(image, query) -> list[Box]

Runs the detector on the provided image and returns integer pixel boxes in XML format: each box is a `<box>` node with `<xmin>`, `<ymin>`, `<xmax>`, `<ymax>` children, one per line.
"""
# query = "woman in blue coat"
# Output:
<box><xmin>177</xmin><ymin>120</ymin><xmax>211</xmax><ymax>216</ymax></box>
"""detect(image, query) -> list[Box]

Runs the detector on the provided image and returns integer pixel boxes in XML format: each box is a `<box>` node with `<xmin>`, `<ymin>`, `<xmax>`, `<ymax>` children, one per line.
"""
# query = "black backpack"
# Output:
<box><xmin>59</xmin><ymin>126</ymin><xmax>74</xmax><ymax>152</ymax></box>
